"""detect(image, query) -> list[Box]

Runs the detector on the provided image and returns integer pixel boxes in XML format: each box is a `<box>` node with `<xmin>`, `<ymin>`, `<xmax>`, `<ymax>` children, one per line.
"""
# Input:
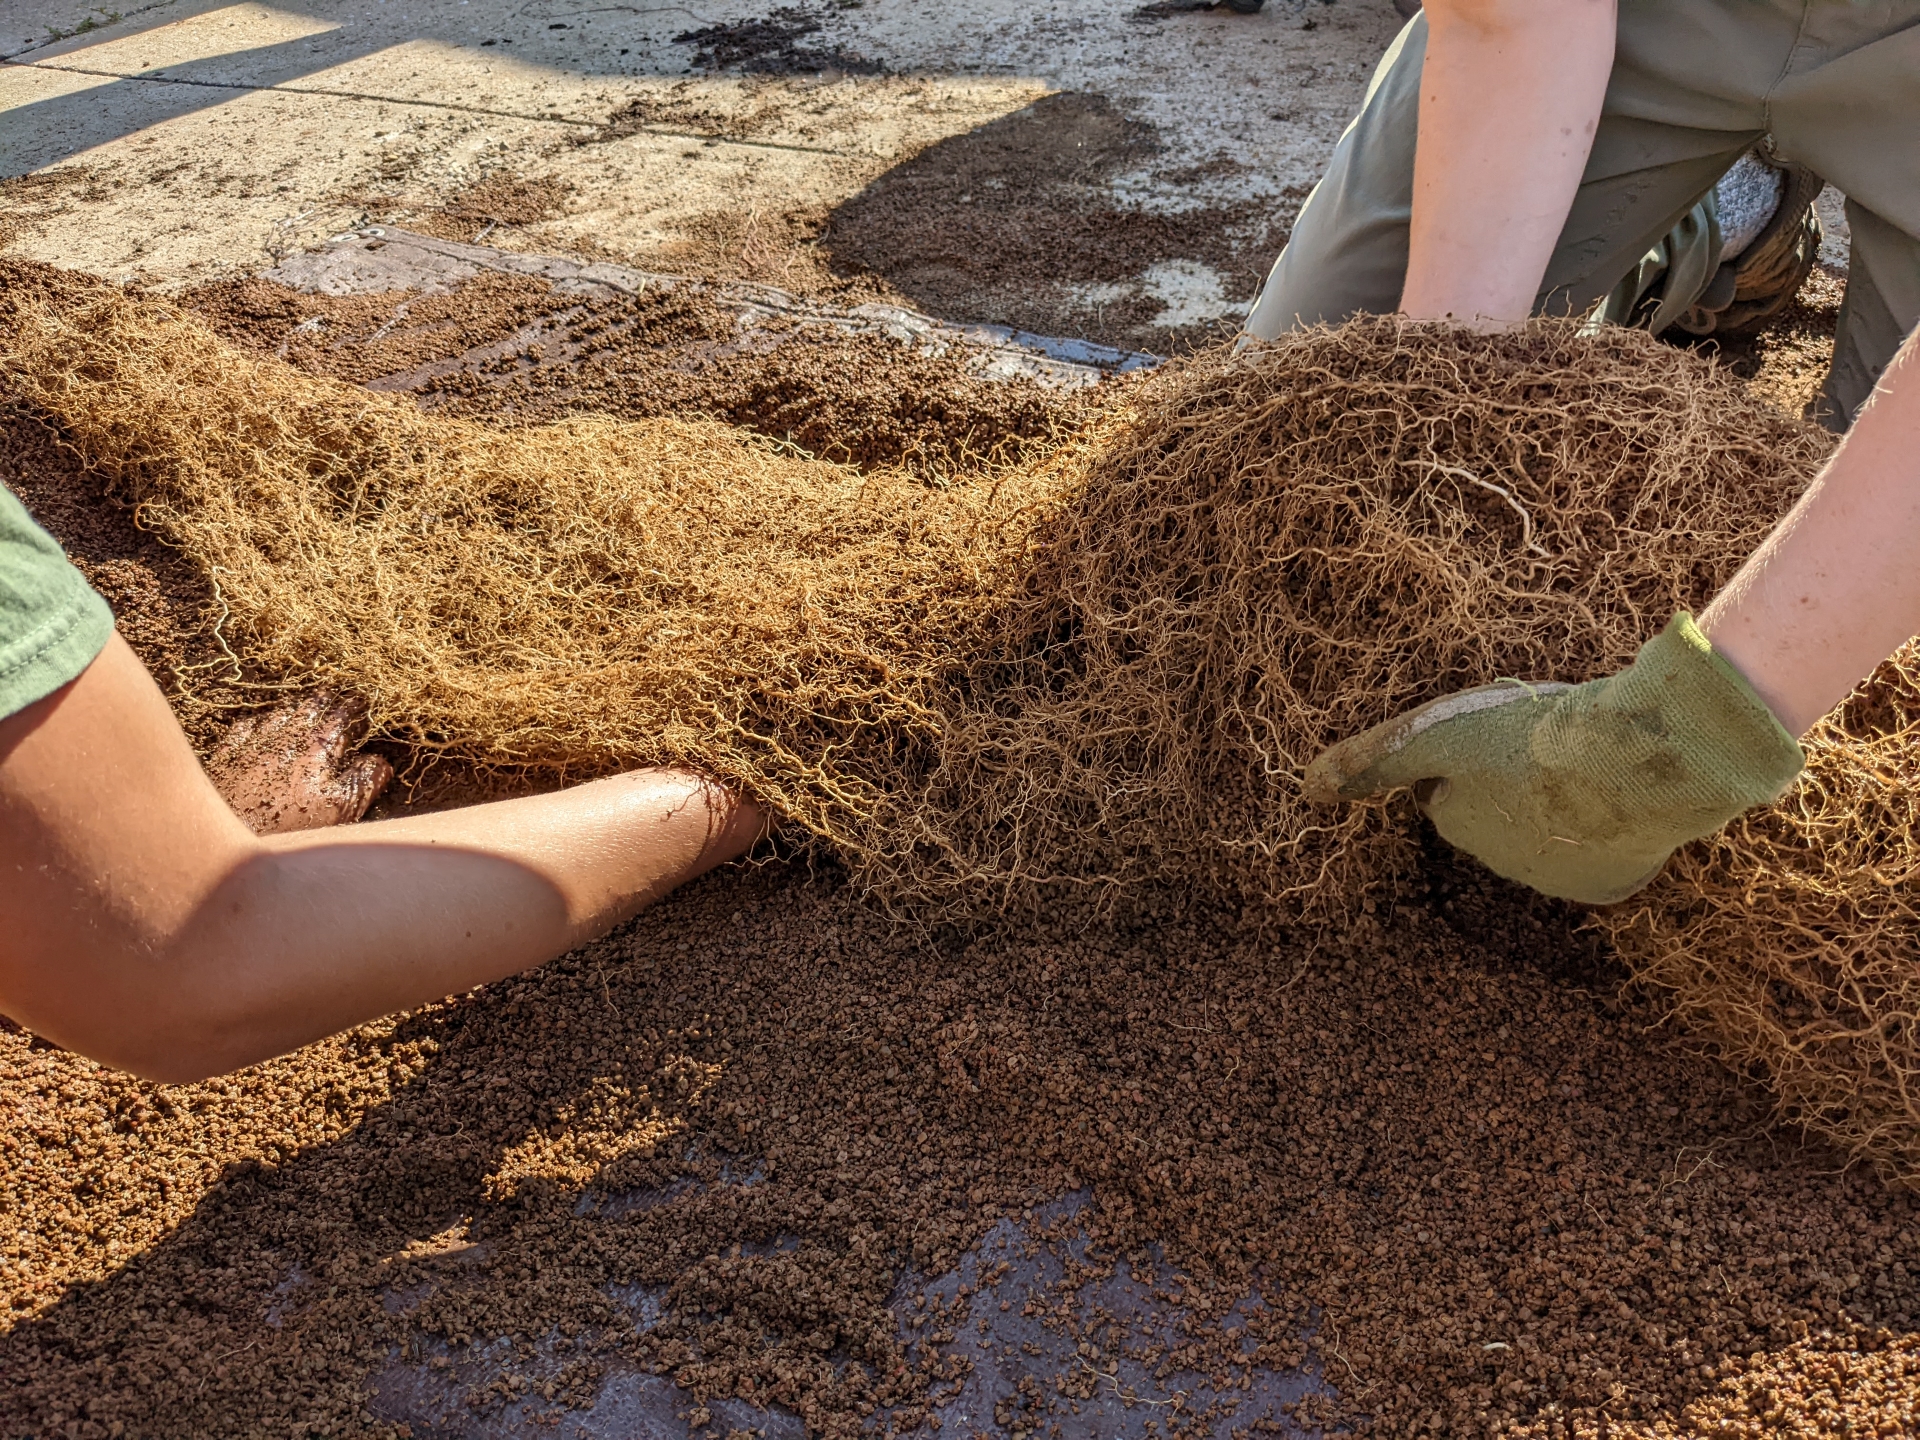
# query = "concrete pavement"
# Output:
<box><xmin>0</xmin><ymin>0</ymin><xmax>1404</xmax><ymax>345</ymax></box>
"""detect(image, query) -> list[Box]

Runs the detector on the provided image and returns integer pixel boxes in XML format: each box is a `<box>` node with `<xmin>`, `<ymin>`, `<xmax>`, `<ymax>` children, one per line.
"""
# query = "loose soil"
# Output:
<box><xmin>7</xmin><ymin>262</ymin><xmax>1916</xmax><ymax>1440</ymax></box>
<box><xmin>1705</xmin><ymin>266</ymin><xmax>1848</xmax><ymax>425</ymax></box>
<box><xmin>178</xmin><ymin>272</ymin><xmax>1103</xmax><ymax>476</ymax></box>
<box><xmin>5</xmin><ymin>849</ymin><xmax>1919</xmax><ymax>1440</ymax></box>
<box><xmin>326</xmin><ymin>89</ymin><xmax>1293</xmax><ymax>354</ymax></box>
<box><xmin>403</xmin><ymin>174</ymin><xmax>579</xmax><ymax>248</ymax></box>
<box><xmin>673</xmin><ymin>5</ymin><xmax>886</xmax><ymax>78</ymax></box>
<box><xmin>819</xmin><ymin>92</ymin><xmax>1296</xmax><ymax>354</ymax></box>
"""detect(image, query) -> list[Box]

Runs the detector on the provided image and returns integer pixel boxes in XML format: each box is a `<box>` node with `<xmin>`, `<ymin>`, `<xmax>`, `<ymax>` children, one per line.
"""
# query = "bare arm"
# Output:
<box><xmin>0</xmin><ymin>635</ymin><xmax>762</xmax><ymax>1082</ymax></box>
<box><xmin>1403</xmin><ymin>0</ymin><xmax>1920</xmax><ymax>734</ymax></box>
<box><xmin>1702</xmin><ymin>326</ymin><xmax>1920</xmax><ymax>734</ymax></box>
<box><xmin>1400</xmin><ymin>0</ymin><xmax>1617</xmax><ymax>326</ymax></box>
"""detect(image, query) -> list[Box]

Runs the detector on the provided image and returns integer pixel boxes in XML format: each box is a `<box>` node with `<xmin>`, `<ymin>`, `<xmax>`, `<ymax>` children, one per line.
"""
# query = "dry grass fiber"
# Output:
<box><xmin>0</xmin><ymin>259</ymin><xmax>1826</xmax><ymax>922</ymax></box>
<box><xmin>15</xmin><ymin>259</ymin><xmax>1920</xmax><ymax>1186</ymax></box>
<box><xmin>1600</xmin><ymin>645</ymin><xmax>1920</xmax><ymax>1186</ymax></box>
<box><xmin>0</xmin><ymin>261</ymin><xmax>1053</xmax><ymax>853</ymax></box>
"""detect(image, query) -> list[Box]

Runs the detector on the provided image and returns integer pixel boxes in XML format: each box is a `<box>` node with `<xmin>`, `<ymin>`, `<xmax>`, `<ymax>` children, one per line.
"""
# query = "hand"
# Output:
<box><xmin>1303</xmin><ymin>613</ymin><xmax>1803</xmax><ymax>904</ymax></box>
<box><xmin>204</xmin><ymin>691</ymin><xmax>394</xmax><ymax>834</ymax></box>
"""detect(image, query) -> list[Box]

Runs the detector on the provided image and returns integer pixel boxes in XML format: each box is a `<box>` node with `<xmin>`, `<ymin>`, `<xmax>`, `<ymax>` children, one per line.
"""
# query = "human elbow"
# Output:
<box><xmin>20</xmin><ymin>998</ymin><xmax>256</xmax><ymax>1085</ymax></box>
<box><xmin>2</xmin><ymin>931</ymin><xmax>270</xmax><ymax>1084</ymax></box>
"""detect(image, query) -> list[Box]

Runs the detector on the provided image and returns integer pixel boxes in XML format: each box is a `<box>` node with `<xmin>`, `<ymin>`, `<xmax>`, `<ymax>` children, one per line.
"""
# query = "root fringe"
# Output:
<box><xmin>17</xmin><ymin>260</ymin><xmax>1920</xmax><ymax>1186</ymax></box>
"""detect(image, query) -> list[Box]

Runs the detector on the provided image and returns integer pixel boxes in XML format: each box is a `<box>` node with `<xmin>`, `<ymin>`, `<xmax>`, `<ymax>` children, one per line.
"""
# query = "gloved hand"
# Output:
<box><xmin>1303</xmin><ymin>613</ymin><xmax>1805</xmax><ymax>904</ymax></box>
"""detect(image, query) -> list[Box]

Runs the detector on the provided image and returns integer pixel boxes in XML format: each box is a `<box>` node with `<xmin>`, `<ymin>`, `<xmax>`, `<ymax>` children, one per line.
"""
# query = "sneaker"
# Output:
<box><xmin>1671</xmin><ymin>153</ymin><xmax>1824</xmax><ymax>338</ymax></box>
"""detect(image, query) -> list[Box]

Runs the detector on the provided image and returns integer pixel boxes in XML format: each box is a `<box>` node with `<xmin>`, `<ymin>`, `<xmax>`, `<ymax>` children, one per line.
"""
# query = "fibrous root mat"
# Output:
<box><xmin>5</xmin><ymin>259</ymin><xmax>1920</xmax><ymax>1438</ymax></box>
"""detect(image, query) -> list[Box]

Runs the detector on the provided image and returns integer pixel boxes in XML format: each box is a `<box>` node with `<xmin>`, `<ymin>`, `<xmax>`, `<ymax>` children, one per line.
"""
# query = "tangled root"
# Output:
<box><xmin>0</xmin><ymin>259</ymin><xmax>1825</xmax><ymax>926</ymax></box>
<box><xmin>24</xmin><ymin>258</ymin><xmax>1920</xmax><ymax>1180</ymax></box>
<box><xmin>0</xmin><ymin>260</ymin><xmax>1055</xmax><ymax>847</ymax></box>
<box><xmin>875</xmin><ymin>318</ymin><xmax>1828</xmax><ymax>917</ymax></box>
<box><xmin>1600</xmin><ymin>647</ymin><xmax>1920</xmax><ymax>1186</ymax></box>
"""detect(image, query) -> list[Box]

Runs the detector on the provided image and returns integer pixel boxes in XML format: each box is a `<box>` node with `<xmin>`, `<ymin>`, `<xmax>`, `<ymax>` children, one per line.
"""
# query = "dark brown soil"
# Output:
<box><xmin>1700</xmin><ymin>266</ymin><xmax>1847</xmax><ymax>425</ymax></box>
<box><xmin>178</xmin><ymin>272</ymin><xmax>1105</xmax><ymax>475</ymax></box>
<box><xmin>673</xmin><ymin>5</ymin><xmax>885</xmax><ymax>76</ymax></box>
<box><xmin>820</xmin><ymin>93</ymin><xmax>1297</xmax><ymax>354</ymax></box>
<box><xmin>177</xmin><ymin>272</ymin><xmax>567</xmax><ymax>389</ymax></box>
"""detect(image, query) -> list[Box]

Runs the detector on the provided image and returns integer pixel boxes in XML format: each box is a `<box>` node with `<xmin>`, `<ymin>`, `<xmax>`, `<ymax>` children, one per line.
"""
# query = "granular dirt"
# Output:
<box><xmin>820</xmin><ymin>93</ymin><xmax>1293</xmax><ymax>354</ymax></box>
<box><xmin>0</xmin><ymin>168</ymin><xmax>116</xmax><ymax>253</ymax></box>
<box><xmin>673</xmin><ymin>5</ymin><xmax>885</xmax><ymax>77</ymax></box>
<box><xmin>5</xmin><ymin>853</ymin><xmax>1918</xmax><ymax>1440</ymax></box>
<box><xmin>1704</xmin><ymin>266</ymin><xmax>1847</xmax><ymax>426</ymax></box>
<box><xmin>178</xmin><ymin>272</ymin><xmax>1101</xmax><ymax>476</ymax></box>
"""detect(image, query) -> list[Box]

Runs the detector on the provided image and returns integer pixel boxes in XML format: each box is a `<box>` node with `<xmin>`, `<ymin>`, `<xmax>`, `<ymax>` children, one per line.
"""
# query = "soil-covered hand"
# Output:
<box><xmin>1303</xmin><ymin>613</ymin><xmax>1805</xmax><ymax>904</ymax></box>
<box><xmin>205</xmin><ymin>692</ymin><xmax>394</xmax><ymax>835</ymax></box>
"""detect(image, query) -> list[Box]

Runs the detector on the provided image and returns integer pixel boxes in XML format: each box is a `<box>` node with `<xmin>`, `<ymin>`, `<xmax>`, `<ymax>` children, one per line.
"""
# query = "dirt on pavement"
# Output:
<box><xmin>819</xmin><ymin>91</ymin><xmax>1292</xmax><ymax>354</ymax></box>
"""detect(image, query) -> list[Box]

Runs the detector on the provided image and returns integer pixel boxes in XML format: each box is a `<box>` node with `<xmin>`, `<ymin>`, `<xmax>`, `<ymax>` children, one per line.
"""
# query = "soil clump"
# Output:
<box><xmin>673</xmin><ymin>5</ymin><xmax>885</xmax><ymax>77</ymax></box>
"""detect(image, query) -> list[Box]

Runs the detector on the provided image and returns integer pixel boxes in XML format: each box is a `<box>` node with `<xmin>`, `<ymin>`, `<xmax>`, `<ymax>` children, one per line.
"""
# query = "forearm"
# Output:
<box><xmin>1401</xmin><ymin>0</ymin><xmax>1616</xmax><ymax>326</ymax></box>
<box><xmin>1702</xmin><ymin>326</ymin><xmax>1920</xmax><ymax>735</ymax></box>
<box><xmin>0</xmin><ymin>638</ymin><xmax>760</xmax><ymax>1081</ymax></box>
<box><xmin>143</xmin><ymin>771</ymin><xmax>753</xmax><ymax>1079</ymax></box>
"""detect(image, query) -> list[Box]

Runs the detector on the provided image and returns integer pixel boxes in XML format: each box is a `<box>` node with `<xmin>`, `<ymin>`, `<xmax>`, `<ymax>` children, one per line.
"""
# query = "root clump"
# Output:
<box><xmin>1602</xmin><ymin>644</ymin><xmax>1920</xmax><ymax>1187</ymax></box>
<box><xmin>0</xmin><ymin>258</ymin><xmax>1828</xmax><ymax>928</ymax></box>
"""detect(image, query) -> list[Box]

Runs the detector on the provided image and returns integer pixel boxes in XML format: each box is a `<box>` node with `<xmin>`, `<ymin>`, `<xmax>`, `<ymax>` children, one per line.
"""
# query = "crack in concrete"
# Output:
<box><xmin>1</xmin><ymin>0</ymin><xmax>186</xmax><ymax>63</ymax></box>
<box><xmin>1</xmin><ymin>57</ymin><xmax>853</xmax><ymax>156</ymax></box>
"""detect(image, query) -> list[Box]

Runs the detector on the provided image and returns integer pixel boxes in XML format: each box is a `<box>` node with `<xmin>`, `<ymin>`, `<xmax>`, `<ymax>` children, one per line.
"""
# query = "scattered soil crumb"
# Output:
<box><xmin>408</xmin><ymin>172</ymin><xmax>577</xmax><ymax>245</ymax></box>
<box><xmin>1706</xmin><ymin>265</ymin><xmax>1846</xmax><ymax>423</ymax></box>
<box><xmin>673</xmin><ymin>5</ymin><xmax>885</xmax><ymax>76</ymax></box>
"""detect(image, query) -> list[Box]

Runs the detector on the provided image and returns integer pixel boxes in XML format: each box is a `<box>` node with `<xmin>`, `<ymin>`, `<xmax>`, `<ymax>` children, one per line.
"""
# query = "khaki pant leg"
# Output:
<box><xmin>1241</xmin><ymin>16</ymin><xmax>1425</xmax><ymax>338</ymax></box>
<box><xmin>1244</xmin><ymin>5</ymin><xmax>1765</xmax><ymax>340</ymax></box>
<box><xmin>1824</xmin><ymin>202</ymin><xmax>1920</xmax><ymax>424</ymax></box>
<box><xmin>1768</xmin><ymin>10</ymin><xmax>1920</xmax><ymax>423</ymax></box>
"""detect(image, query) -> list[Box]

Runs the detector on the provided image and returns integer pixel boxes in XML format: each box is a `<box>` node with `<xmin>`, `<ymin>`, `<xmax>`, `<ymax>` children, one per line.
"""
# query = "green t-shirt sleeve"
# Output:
<box><xmin>0</xmin><ymin>484</ymin><xmax>114</xmax><ymax>720</ymax></box>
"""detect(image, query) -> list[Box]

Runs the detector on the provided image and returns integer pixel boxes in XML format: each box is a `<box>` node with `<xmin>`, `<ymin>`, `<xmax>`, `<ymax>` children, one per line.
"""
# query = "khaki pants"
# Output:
<box><xmin>1244</xmin><ymin>0</ymin><xmax>1920</xmax><ymax>425</ymax></box>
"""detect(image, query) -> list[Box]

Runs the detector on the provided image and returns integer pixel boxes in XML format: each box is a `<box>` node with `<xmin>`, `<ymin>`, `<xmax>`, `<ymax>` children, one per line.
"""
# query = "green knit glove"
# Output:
<box><xmin>1303</xmin><ymin>613</ymin><xmax>1805</xmax><ymax>904</ymax></box>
